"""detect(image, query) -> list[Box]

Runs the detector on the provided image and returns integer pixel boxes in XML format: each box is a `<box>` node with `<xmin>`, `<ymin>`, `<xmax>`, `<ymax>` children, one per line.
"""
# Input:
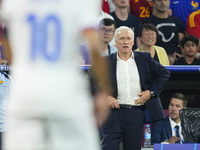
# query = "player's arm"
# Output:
<box><xmin>83</xmin><ymin>29</ymin><xmax>110</xmax><ymax>93</ymax></box>
<box><xmin>83</xmin><ymin>29</ymin><xmax>111</xmax><ymax>125</ymax></box>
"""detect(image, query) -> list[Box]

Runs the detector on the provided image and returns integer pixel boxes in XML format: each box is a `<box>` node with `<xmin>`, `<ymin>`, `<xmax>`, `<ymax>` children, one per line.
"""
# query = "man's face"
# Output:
<box><xmin>112</xmin><ymin>0</ymin><xmax>129</xmax><ymax>8</ymax></box>
<box><xmin>182</xmin><ymin>41</ymin><xmax>198</xmax><ymax>57</ymax></box>
<box><xmin>115</xmin><ymin>30</ymin><xmax>134</xmax><ymax>55</ymax></box>
<box><xmin>168</xmin><ymin>98</ymin><xmax>184</xmax><ymax>121</ymax></box>
<box><xmin>153</xmin><ymin>0</ymin><xmax>170</xmax><ymax>13</ymax></box>
<box><xmin>98</xmin><ymin>24</ymin><xmax>115</xmax><ymax>44</ymax></box>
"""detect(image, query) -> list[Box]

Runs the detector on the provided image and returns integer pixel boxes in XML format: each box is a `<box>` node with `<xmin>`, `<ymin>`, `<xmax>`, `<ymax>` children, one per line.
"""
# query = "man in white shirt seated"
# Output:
<box><xmin>151</xmin><ymin>93</ymin><xmax>188</xmax><ymax>144</ymax></box>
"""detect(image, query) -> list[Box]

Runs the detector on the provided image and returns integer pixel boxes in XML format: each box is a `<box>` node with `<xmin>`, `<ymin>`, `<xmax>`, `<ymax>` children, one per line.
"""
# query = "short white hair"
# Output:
<box><xmin>115</xmin><ymin>26</ymin><xmax>134</xmax><ymax>40</ymax></box>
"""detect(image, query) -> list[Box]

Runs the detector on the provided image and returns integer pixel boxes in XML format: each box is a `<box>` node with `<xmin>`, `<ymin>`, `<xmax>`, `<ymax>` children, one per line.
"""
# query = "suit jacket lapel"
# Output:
<box><xmin>165</xmin><ymin>116</ymin><xmax>172</xmax><ymax>138</ymax></box>
<box><xmin>110</xmin><ymin>52</ymin><xmax>118</xmax><ymax>96</ymax></box>
<box><xmin>134</xmin><ymin>52</ymin><xmax>145</xmax><ymax>89</ymax></box>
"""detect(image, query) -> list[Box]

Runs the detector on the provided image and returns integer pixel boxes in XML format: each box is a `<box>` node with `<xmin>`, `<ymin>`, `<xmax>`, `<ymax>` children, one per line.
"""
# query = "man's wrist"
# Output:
<box><xmin>150</xmin><ymin>91</ymin><xmax>155</xmax><ymax>97</ymax></box>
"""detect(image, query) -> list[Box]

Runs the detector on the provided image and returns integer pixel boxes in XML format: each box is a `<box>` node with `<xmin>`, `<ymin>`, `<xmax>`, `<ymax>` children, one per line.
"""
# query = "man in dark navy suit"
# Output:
<box><xmin>151</xmin><ymin>93</ymin><xmax>188</xmax><ymax>144</ymax></box>
<box><xmin>101</xmin><ymin>26</ymin><xmax>170</xmax><ymax>150</ymax></box>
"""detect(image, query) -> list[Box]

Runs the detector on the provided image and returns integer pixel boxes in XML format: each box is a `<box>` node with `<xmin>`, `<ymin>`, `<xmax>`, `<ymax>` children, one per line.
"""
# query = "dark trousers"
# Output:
<box><xmin>102</xmin><ymin>105</ymin><xmax>145</xmax><ymax>150</ymax></box>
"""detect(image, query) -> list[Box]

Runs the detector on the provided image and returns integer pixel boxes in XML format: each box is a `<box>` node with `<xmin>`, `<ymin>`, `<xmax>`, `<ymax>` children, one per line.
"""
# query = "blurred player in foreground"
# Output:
<box><xmin>1</xmin><ymin>0</ymin><xmax>110</xmax><ymax>150</ymax></box>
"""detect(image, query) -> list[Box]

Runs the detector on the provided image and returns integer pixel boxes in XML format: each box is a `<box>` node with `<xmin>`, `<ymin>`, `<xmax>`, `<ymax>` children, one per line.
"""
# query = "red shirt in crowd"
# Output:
<box><xmin>187</xmin><ymin>9</ymin><xmax>200</xmax><ymax>39</ymax></box>
<box><xmin>129</xmin><ymin>0</ymin><xmax>152</xmax><ymax>20</ymax></box>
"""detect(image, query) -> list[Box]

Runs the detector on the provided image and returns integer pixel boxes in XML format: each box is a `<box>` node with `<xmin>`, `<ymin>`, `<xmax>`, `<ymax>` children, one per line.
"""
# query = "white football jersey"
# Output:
<box><xmin>2</xmin><ymin>0</ymin><xmax>98</xmax><ymax>118</ymax></box>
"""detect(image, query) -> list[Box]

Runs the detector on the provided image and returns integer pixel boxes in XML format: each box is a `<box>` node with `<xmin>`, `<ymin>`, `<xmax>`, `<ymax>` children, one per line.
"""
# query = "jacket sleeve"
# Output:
<box><xmin>146</xmin><ymin>53</ymin><xmax>170</xmax><ymax>96</ymax></box>
<box><xmin>151</xmin><ymin>121</ymin><xmax>165</xmax><ymax>144</ymax></box>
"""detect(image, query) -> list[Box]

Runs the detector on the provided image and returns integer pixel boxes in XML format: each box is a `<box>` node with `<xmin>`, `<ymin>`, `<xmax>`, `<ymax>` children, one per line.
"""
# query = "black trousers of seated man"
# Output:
<box><xmin>102</xmin><ymin>105</ymin><xmax>145</xmax><ymax>150</ymax></box>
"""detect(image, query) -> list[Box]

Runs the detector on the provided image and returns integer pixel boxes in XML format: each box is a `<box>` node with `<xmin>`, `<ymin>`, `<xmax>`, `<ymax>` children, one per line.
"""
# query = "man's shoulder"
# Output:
<box><xmin>173</xmin><ymin>57</ymin><xmax>185</xmax><ymax>65</ymax></box>
<box><xmin>134</xmin><ymin>51</ymin><xmax>151</xmax><ymax>58</ymax></box>
<box><xmin>104</xmin><ymin>51</ymin><xmax>117</xmax><ymax>59</ymax></box>
<box><xmin>109</xmin><ymin>44</ymin><xmax>117</xmax><ymax>53</ymax></box>
<box><xmin>154</xmin><ymin>116</ymin><xmax>170</xmax><ymax>126</ymax></box>
<box><xmin>142</xmin><ymin>15</ymin><xmax>156</xmax><ymax>23</ymax></box>
<box><xmin>128</xmin><ymin>13</ymin><xmax>141</xmax><ymax>21</ymax></box>
<box><xmin>188</xmin><ymin>10</ymin><xmax>200</xmax><ymax>27</ymax></box>
<box><xmin>167</xmin><ymin>15</ymin><xmax>179</xmax><ymax>20</ymax></box>
<box><xmin>143</xmin><ymin>15</ymin><xmax>181</xmax><ymax>24</ymax></box>
<box><xmin>167</xmin><ymin>15</ymin><xmax>183</xmax><ymax>24</ymax></box>
<box><xmin>110</xmin><ymin>12</ymin><xmax>116</xmax><ymax>18</ymax></box>
<box><xmin>193</xmin><ymin>58</ymin><xmax>200</xmax><ymax>64</ymax></box>
<box><xmin>189</xmin><ymin>10</ymin><xmax>200</xmax><ymax>19</ymax></box>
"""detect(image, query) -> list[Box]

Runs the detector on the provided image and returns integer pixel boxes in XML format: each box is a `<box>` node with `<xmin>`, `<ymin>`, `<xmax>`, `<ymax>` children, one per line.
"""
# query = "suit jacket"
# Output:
<box><xmin>151</xmin><ymin>116</ymin><xmax>192</xmax><ymax>144</ymax></box>
<box><xmin>106</xmin><ymin>52</ymin><xmax>170</xmax><ymax>122</ymax></box>
<box><xmin>151</xmin><ymin>116</ymin><xmax>172</xmax><ymax>144</ymax></box>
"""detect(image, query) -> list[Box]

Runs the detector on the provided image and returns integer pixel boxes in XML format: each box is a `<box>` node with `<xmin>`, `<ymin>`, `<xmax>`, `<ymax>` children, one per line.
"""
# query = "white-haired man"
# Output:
<box><xmin>101</xmin><ymin>26</ymin><xmax>170</xmax><ymax>150</ymax></box>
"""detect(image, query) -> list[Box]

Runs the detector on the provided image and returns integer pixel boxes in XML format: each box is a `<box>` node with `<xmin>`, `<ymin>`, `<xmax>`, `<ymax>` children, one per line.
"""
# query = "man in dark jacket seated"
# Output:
<box><xmin>151</xmin><ymin>93</ymin><xmax>188</xmax><ymax>144</ymax></box>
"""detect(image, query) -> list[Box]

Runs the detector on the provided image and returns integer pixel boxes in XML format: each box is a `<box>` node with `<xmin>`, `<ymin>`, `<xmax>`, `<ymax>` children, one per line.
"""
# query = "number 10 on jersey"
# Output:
<box><xmin>27</xmin><ymin>14</ymin><xmax>62</xmax><ymax>61</ymax></box>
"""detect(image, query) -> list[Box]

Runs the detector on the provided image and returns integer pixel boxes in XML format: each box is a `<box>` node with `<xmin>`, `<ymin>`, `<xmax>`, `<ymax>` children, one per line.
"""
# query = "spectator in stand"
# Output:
<box><xmin>128</xmin><ymin>0</ymin><xmax>153</xmax><ymax>21</ymax></box>
<box><xmin>97</xmin><ymin>0</ymin><xmax>116</xmax><ymax>47</ymax></box>
<box><xmin>98</xmin><ymin>9</ymin><xmax>114</xmax><ymax>24</ymax></box>
<box><xmin>135</xmin><ymin>23</ymin><xmax>169</xmax><ymax>65</ymax></box>
<box><xmin>173</xmin><ymin>35</ymin><xmax>200</xmax><ymax>65</ymax></box>
<box><xmin>143</xmin><ymin>0</ymin><xmax>185</xmax><ymax>65</ymax></box>
<box><xmin>151</xmin><ymin>93</ymin><xmax>189</xmax><ymax>144</ymax></box>
<box><xmin>111</xmin><ymin>0</ymin><xmax>142</xmax><ymax>50</ymax></box>
<box><xmin>97</xmin><ymin>18</ymin><xmax>117</xmax><ymax>56</ymax></box>
<box><xmin>168</xmin><ymin>0</ymin><xmax>200</xmax><ymax>30</ymax></box>
<box><xmin>186</xmin><ymin>9</ymin><xmax>200</xmax><ymax>52</ymax></box>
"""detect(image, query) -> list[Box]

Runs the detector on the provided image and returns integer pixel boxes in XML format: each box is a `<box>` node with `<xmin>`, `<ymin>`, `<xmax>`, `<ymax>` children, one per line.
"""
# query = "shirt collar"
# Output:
<box><xmin>117</xmin><ymin>52</ymin><xmax>134</xmax><ymax>61</ymax></box>
<box><xmin>169</xmin><ymin>116</ymin><xmax>181</xmax><ymax>128</ymax></box>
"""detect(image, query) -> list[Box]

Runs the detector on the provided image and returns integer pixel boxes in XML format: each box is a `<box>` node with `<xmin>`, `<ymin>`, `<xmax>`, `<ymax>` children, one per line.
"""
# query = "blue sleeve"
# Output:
<box><xmin>169</xmin><ymin>0</ymin><xmax>173</xmax><ymax>10</ymax></box>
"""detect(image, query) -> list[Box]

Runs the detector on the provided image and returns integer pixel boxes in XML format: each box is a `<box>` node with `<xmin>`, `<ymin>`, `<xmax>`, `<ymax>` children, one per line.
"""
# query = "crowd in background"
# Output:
<box><xmin>80</xmin><ymin>0</ymin><xmax>200</xmax><ymax>65</ymax></box>
<box><xmin>0</xmin><ymin>0</ymin><xmax>200</xmax><ymax>65</ymax></box>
